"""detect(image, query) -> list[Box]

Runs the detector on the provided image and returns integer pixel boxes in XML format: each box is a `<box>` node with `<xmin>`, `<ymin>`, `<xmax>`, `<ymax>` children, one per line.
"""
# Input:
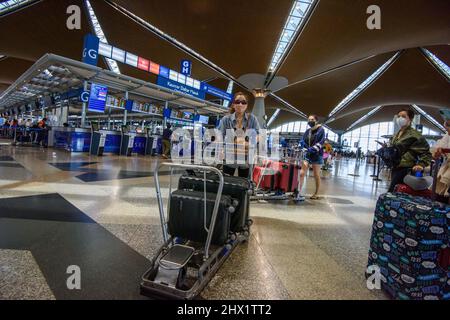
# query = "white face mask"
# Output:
<box><xmin>397</xmin><ymin>117</ymin><xmax>409</xmax><ymax>128</ymax></box>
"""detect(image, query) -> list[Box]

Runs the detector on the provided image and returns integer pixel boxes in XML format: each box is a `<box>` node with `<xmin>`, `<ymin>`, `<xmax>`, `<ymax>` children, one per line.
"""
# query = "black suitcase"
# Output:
<box><xmin>168</xmin><ymin>189</ymin><xmax>235</xmax><ymax>246</ymax></box>
<box><xmin>178</xmin><ymin>171</ymin><xmax>252</xmax><ymax>232</ymax></box>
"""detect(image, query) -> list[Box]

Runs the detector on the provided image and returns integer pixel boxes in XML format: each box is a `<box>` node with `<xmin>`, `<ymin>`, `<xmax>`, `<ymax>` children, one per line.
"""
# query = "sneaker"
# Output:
<box><xmin>294</xmin><ymin>195</ymin><xmax>305</xmax><ymax>202</ymax></box>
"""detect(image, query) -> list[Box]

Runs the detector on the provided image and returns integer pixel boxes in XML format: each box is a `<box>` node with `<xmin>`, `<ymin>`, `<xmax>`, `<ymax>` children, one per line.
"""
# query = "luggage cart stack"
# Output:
<box><xmin>140</xmin><ymin>163</ymin><xmax>252</xmax><ymax>300</ymax></box>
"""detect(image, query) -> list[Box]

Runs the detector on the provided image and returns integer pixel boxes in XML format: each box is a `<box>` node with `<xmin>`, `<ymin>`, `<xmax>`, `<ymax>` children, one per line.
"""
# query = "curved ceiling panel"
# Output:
<box><xmin>90</xmin><ymin>0</ymin><xmax>223</xmax><ymax>84</ymax></box>
<box><xmin>110</xmin><ymin>0</ymin><xmax>293</xmax><ymax>78</ymax></box>
<box><xmin>0</xmin><ymin>0</ymin><xmax>90</xmax><ymax>62</ymax></box>
<box><xmin>278</xmin><ymin>0</ymin><xmax>450</xmax><ymax>85</ymax></box>
<box><xmin>331</xmin><ymin>48</ymin><xmax>450</xmax><ymax>121</ymax></box>
<box><xmin>276</xmin><ymin>51</ymin><xmax>394</xmax><ymax>118</ymax></box>
<box><xmin>350</xmin><ymin>105</ymin><xmax>444</xmax><ymax>132</ymax></box>
<box><xmin>0</xmin><ymin>57</ymin><xmax>33</xmax><ymax>84</ymax></box>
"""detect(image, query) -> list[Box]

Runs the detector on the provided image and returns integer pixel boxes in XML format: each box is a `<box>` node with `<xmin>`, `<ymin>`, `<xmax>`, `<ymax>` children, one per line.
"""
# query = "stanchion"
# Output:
<box><xmin>348</xmin><ymin>157</ymin><xmax>360</xmax><ymax>177</ymax></box>
<box><xmin>370</xmin><ymin>155</ymin><xmax>378</xmax><ymax>177</ymax></box>
<box><xmin>373</xmin><ymin>155</ymin><xmax>383</xmax><ymax>181</ymax></box>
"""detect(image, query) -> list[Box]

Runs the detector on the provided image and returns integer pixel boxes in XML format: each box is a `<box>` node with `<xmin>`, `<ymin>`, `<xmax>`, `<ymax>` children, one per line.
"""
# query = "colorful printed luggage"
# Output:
<box><xmin>367</xmin><ymin>192</ymin><xmax>450</xmax><ymax>300</ymax></box>
<box><xmin>394</xmin><ymin>184</ymin><xmax>433</xmax><ymax>199</ymax></box>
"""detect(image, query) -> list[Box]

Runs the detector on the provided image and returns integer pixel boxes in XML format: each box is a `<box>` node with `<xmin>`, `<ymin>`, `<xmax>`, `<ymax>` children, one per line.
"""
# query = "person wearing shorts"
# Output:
<box><xmin>296</xmin><ymin>115</ymin><xmax>325</xmax><ymax>201</ymax></box>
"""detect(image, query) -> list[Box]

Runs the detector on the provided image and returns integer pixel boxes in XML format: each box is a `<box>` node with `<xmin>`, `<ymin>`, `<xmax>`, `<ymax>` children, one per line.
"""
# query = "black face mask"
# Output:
<box><xmin>308</xmin><ymin>121</ymin><xmax>316</xmax><ymax>128</ymax></box>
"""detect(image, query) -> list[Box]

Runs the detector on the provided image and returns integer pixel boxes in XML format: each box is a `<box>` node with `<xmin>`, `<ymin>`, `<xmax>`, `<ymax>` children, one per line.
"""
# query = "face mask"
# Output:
<box><xmin>308</xmin><ymin>121</ymin><xmax>316</xmax><ymax>128</ymax></box>
<box><xmin>397</xmin><ymin>117</ymin><xmax>408</xmax><ymax>128</ymax></box>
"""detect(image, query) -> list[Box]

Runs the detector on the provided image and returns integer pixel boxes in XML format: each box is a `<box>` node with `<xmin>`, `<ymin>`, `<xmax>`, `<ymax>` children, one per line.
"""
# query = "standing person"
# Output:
<box><xmin>162</xmin><ymin>124</ymin><xmax>173</xmax><ymax>158</ymax></box>
<box><xmin>218</xmin><ymin>92</ymin><xmax>260</xmax><ymax>178</ymax></box>
<box><xmin>387</xmin><ymin>108</ymin><xmax>432</xmax><ymax>192</ymax></box>
<box><xmin>296</xmin><ymin>115</ymin><xmax>326</xmax><ymax>201</ymax></box>
<box><xmin>35</xmin><ymin>117</ymin><xmax>48</xmax><ymax>146</ymax></box>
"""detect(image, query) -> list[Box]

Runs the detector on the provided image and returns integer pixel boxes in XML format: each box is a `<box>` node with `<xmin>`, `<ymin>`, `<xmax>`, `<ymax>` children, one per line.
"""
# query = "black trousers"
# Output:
<box><xmin>388</xmin><ymin>167</ymin><xmax>410</xmax><ymax>193</ymax></box>
<box><xmin>223</xmin><ymin>165</ymin><xmax>249</xmax><ymax>178</ymax></box>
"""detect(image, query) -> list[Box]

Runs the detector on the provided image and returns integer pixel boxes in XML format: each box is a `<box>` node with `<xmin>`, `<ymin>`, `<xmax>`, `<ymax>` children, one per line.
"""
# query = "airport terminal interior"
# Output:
<box><xmin>0</xmin><ymin>0</ymin><xmax>449</xmax><ymax>301</ymax></box>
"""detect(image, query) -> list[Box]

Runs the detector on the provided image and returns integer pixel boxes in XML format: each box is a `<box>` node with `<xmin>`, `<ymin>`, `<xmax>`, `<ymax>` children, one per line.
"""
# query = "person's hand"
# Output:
<box><xmin>412</xmin><ymin>165</ymin><xmax>424</xmax><ymax>172</ymax></box>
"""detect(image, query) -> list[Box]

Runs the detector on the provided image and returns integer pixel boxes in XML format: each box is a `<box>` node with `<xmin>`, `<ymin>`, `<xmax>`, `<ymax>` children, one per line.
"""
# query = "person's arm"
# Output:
<box><xmin>411</xmin><ymin>136</ymin><xmax>432</xmax><ymax>170</ymax></box>
<box><xmin>217</xmin><ymin>117</ymin><xmax>227</xmax><ymax>137</ymax></box>
<box><xmin>312</xmin><ymin>127</ymin><xmax>326</xmax><ymax>152</ymax></box>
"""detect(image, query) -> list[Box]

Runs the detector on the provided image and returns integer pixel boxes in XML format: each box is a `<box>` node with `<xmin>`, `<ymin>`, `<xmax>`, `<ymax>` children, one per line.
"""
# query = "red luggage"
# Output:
<box><xmin>252</xmin><ymin>161</ymin><xmax>280</xmax><ymax>191</ymax></box>
<box><xmin>393</xmin><ymin>183</ymin><xmax>433</xmax><ymax>199</ymax></box>
<box><xmin>278</xmin><ymin>162</ymin><xmax>300</xmax><ymax>192</ymax></box>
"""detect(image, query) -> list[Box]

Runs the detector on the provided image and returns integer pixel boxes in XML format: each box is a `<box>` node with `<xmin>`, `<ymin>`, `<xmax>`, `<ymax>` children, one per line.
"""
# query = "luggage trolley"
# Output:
<box><xmin>140</xmin><ymin>163</ymin><xmax>251</xmax><ymax>300</ymax></box>
<box><xmin>250</xmin><ymin>147</ymin><xmax>306</xmax><ymax>202</ymax></box>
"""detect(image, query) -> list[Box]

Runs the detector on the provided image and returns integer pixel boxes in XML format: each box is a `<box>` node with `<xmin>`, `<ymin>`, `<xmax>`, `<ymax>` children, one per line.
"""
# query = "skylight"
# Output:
<box><xmin>411</xmin><ymin>104</ymin><xmax>445</xmax><ymax>132</ymax></box>
<box><xmin>85</xmin><ymin>0</ymin><xmax>120</xmax><ymax>74</ymax></box>
<box><xmin>346</xmin><ymin>106</ymin><xmax>382</xmax><ymax>131</ymax></box>
<box><xmin>422</xmin><ymin>48</ymin><xmax>450</xmax><ymax>80</ymax></box>
<box><xmin>0</xmin><ymin>0</ymin><xmax>32</xmax><ymax>14</ymax></box>
<box><xmin>267</xmin><ymin>109</ymin><xmax>281</xmax><ymax>127</ymax></box>
<box><xmin>268</xmin><ymin>0</ymin><xmax>316</xmax><ymax>73</ymax></box>
<box><xmin>328</xmin><ymin>51</ymin><xmax>401</xmax><ymax>118</ymax></box>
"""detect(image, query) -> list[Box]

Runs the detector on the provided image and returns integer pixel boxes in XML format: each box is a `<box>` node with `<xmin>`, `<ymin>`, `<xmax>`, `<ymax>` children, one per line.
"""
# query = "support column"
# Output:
<box><xmin>81</xmin><ymin>81</ymin><xmax>88</xmax><ymax>128</ymax></box>
<box><xmin>251</xmin><ymin>89</ymin><xmax>270</xmax><ymax>129</ymax></box>
<box><xmin>123</xmin><ymin>91</ymin><xmax>128</xmax><ymax>125</ymax></box>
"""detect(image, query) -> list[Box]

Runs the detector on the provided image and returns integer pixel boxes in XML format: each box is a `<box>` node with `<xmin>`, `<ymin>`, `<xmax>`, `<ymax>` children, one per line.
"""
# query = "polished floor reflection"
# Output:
<box><xmin>0</xmin><ymin>141</ymin><xmax>390</xmax><ymax>300</ymax></box>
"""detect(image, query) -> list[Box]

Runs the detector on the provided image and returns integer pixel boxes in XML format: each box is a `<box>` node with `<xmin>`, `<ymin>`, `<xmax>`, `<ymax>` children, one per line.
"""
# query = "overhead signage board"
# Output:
<box><xmin>157</xmin><ymin>77</ymin><xmax>205</xmax><ymax>100</ymax></box>
<box><xmin>202</xmin><ymin>83</ymin><xmax>233</xmax><ymax>101</ymax></box>
<box><xmin>88</xmin><ymin>83</ymin><xmax>108</xmax><ymax>113</ymax></box>
<box><xmin>82</xmin><ymin>34</ymin><xmax>228</xmax><ymax>103</ymax></box>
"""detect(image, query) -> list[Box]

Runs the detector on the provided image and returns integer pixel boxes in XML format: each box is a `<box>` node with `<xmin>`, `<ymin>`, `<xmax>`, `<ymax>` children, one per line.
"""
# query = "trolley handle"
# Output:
<box><xmin>154</xmin><ymin>162</ymin><xmax>224</xmax><ymax>260</ymax></box>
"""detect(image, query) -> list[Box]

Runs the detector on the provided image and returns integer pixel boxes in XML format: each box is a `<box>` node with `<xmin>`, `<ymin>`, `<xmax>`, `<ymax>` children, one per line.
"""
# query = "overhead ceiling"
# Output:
<box><xmin>0</xmin><ymin>0</ymin><xmax>449</xmax><ymax>129</ymax></box>
<box><xmin>330</xmin><ymin>48</ymin><xmax>450</xmax><ymax>123</ymax></box>
<box><xmin>277</xmin><ymin>0</ymin><xmax>450</xmax><ymax>85</ymax></box>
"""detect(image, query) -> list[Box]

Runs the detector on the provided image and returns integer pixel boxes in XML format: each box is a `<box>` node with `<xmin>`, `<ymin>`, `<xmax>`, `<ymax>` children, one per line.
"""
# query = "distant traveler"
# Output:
<box><xmin>218</xmin><ymin>92</ymin><xmax>260</xmax><ymax>178</ymax></box>
<box><xmin>387</xmin><ymin>108</ymin><xmax>431</xmax><ymax>192</ymax></box>
<box><xmin>162</xmin><ymin>124</ymin><xmax>173</xmax><ymax>158</ymax></box>
<box><xmin>297</xmin><ymin>115</ymin><xmax>325</xmax><ymax>201</ymax></box>
<box><xmin>35</xmin><ymin>117</ymin><xmax>48</xmax><ymax>147</ymax></box>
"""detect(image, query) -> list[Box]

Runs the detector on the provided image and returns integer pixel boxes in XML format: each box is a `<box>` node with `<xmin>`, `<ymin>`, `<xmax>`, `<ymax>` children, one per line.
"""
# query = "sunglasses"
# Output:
<box><xmin>233</xmin><ymin>100</ymin><xmax>248</xmax><ymax>105</ymax></box>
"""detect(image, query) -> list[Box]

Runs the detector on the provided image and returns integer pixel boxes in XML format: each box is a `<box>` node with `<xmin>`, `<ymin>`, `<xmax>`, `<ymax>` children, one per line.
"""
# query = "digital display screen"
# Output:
<box><xmin>138</xmin><ymin>57</ymin><xmax>150</xmax><ymax>71</ymax></box>
<box><xmin>159</xmin><ymin>66</ymin><xmax>169</xmax><ymax>78</ymax></box>
<box><xmin>150</xmin><ymin>62</ymin><xmax>160</xmax><ymax>75</ymax></box>
<box><xmin>125</xmin><ymin>53</ymin><xmax>138</xmax><ymax>68</ymax></box>
<box><xmin>88</xmin><ymin>83</ymin><xmax>108</xmax><ymax>113</ymax></box>
<box><xmin>198</xmin><ymin>115</ymin><xmax>209</xmax><ymax>124</ymax></box>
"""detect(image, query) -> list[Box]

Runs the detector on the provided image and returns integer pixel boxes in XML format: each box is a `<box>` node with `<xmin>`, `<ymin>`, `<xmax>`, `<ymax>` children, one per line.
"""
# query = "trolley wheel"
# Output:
<box><xmin>246</xmin><ymin>219</ymin><xmax>253</xmax><ymax>226</ymax></box>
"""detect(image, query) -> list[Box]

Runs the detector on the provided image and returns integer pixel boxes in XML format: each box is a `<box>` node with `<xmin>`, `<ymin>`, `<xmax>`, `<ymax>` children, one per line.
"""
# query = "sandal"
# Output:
<box><xmin>310</xmin><ymin>195</ymin><xmax>320</xmax><ymax>200</ymax></box>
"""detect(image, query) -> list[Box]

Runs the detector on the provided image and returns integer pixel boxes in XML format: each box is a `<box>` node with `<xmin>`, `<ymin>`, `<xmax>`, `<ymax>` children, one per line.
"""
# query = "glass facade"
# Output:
<box><xmin>271</xmin><ymin>121</ymin><xmax>338</xmax><ymax>142</ymax></box>
<box><xmin>342</xmin><ymin>122</ymin><xmax>441</xmax><ymax>153</ymax></box>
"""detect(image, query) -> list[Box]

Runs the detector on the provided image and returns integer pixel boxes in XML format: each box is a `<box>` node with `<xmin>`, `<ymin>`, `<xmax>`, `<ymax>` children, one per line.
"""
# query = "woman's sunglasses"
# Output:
<box><xmin>233</xmin><ymin>100</ymin><xmax>248</xmax><ymax>105</ymax></box>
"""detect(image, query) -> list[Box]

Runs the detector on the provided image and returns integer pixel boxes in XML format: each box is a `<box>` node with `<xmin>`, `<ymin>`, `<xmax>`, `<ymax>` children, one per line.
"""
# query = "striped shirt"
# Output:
<box><xmin>218</xmin><ymin>112</ymin><xmax>261</xmax><ymax>137</ymax></box>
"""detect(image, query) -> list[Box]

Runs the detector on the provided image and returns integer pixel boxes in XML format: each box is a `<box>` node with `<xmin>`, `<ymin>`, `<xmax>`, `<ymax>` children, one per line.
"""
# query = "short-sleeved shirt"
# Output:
<box><xmin>218</xmin><ymin>112</ymin><xmax>261</xmax><ymax>168</ymax></box>
<box><xmin>162</xmin><ymin>128</ymin><xmax>172</xmax><ymax>140</ymax></box>
<box><xmin>218</xmin><ymin>112</ymin><xmax>260</xmax><ymax>137</ymax></box>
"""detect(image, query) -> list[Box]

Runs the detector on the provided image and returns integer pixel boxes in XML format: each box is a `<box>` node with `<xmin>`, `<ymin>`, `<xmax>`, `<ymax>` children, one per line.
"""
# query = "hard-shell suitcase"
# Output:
<box><xmin>168</xmin><ymin>190</ymin><xmax>235</xmax><ymax>246</ymax></box>
<box><xmin>278</xmin><ymin>162</ymin><xmax>300</xmax><ymax>192</ymax></box>
<box><xmin>252</xmin><ymin>165</ymin><xmax>279</xmax><ymax>191</ymax></box>
<box><xmin>367</xmin><ymin>192</ymin><xmax>450</xmax><ymax>300</ymax></box>
<box><xmin>178</xmin><ymin>171</ymin><xmax>251</xmax><ymax>232</ymax></box>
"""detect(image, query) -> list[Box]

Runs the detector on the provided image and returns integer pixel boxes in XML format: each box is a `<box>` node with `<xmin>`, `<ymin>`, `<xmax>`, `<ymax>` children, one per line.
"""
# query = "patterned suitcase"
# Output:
<box><xmin>393</xmin><ymin>184</ymin><xmax>433</xmax><ymax>199</ymax></box>
<box><xmin>367</xmin><ymin>192</ymin><xmax>450</xmax><ymax>300</ymax></box>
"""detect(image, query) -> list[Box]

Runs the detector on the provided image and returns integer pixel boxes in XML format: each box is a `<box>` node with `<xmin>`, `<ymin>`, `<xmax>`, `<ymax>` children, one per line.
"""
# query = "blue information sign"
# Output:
<box><xmin>202</xmin><ymin>83</ymin><xmax>232</xmax><ymax>101</ymax></box>
<box><xmin>157</xmin><ymin>76</ymin><xmax>205</xmax><ymax>100</ymax></box>
<box><xmin>88</xmin><ymin>83</ymin><xmax>108</xmax><ymax>113</ymax></box>
<box><xmin>180</xmin><ymin>60</ymin><xmax>192</xmax><ymax>76</ymax></box>
<box><xmin>82</xmin><ymin>34</ymin><xmax>100</xmax><ymax>66</ymax></box>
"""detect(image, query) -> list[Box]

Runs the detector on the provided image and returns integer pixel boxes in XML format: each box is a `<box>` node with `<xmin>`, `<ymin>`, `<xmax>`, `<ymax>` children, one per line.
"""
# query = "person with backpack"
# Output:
<box><xmin>386</xmin><ymin>108</ymin><xmax>432</xmax><ymax>192</ymax></box>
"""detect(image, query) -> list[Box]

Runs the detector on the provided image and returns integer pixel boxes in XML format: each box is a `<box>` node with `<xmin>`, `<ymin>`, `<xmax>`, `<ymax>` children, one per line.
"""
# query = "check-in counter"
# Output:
<box><xmin>100</xmin><ymin>130</ymin><xmax>122</xmax><ymax>154</ymax></box>
<box><xmin>52</xmin><ymin>127</ymin><xmax>91</xmax><ymax>152</ymax></box>
<box><xmin>132</xmin><ymin>133</ymin><xmax>150</xmax><ymax>155</ymax></box>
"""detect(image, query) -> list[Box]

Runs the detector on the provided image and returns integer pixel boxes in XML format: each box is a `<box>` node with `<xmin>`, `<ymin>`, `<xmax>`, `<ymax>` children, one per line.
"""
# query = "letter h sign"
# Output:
<box><xmin>181</xmin><ymin>60</ymin><xmax>192</xmax><ymax>76</ymax></box>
